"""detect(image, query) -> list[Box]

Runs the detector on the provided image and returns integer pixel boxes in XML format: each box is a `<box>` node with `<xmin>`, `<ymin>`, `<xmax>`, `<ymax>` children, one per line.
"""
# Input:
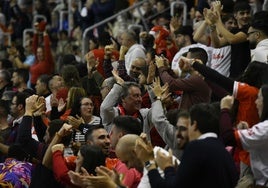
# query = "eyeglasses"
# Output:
<box><xmin>247</xmin><ymin>31</ymin><xmax>259</xmax><ymax>36</ymax></box>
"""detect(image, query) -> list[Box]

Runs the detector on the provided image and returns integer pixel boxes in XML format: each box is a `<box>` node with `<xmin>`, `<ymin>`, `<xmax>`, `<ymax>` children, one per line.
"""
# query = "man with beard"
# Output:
<box><xmin>247</xmin><ymin>11</ymin><xmax>268</xmax><ymax>63</ymax></box>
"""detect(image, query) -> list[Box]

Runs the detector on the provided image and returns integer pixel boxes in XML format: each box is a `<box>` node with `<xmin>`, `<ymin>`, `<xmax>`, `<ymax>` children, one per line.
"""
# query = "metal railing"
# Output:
<box><xmin>170</xmin><ymin>1</ymin><xmax>187</xmax><ymax>26</ymax></box>
<box><xmin>23</xmin><ymin>29</ymin><xmax>34</xmax><ymax>47</ymax></box>
<box><xmin>32</xmin><ymin>15</ymin><xmax>47</xmax><ymax>27</ymax></box>
<box><xmin>82</xmin><ymin>0</ymin><xmax>149</xmax><ymax>57</ymax></box>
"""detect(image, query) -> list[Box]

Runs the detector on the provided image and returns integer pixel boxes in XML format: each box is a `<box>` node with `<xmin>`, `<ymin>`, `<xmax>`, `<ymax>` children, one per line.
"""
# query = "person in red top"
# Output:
<box><xmin>52</xmin><ymin>144</ymin><xmax>106</xmax><ymax>187</ymax></box>
<box><xmin>88</xmin><ymin>32</ymin><xmax>119</xmax><ymax>78</ymax></box>
<box><xmin>30</xmin><ymin>21</ymin><xmax>54</xmax><ymax>88</ymax></box>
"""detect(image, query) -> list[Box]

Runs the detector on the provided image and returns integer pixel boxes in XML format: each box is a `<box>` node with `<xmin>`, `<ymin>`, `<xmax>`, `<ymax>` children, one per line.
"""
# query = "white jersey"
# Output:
<box><xmin>171</xmin><ymin>43</ymin><xmax>213</xmax><ymax>76</ymax></box>
<box><xmin>238</xmin><ymin>120</ymin><xmax>268</xmax><ymax>185</ymax></box>
<box><xmin>208</xmin><ymin>45</ymin><xmax>231</xmax><ymax>77</ymax></box>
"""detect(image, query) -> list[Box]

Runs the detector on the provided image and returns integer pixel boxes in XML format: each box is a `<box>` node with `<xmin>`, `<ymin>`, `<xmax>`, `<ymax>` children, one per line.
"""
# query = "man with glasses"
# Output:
<box><xmin>8</xmin><ymin>92</ymin><xmax>29</xmax><ymax>145</ymax></box>
<box><xmin>247</xmin><ymin>11</ymin><xmax>268</xmax><ymax>63</ymax></box>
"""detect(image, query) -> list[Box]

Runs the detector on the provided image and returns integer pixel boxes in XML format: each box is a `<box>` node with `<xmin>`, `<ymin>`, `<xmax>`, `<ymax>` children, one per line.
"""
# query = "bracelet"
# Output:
<box><xmin>116</xmin><ymin>83</ymin><xmax>123</xmax><ymax>87</ymax></box>
<box><xmin>209</xmin><ymin>25</ymin><xmax>216</xmax><ymax>32</ymax></box>
<box><xmin>155</xmin><ymin>96</ymin><xmax>161</xmax><ymax>101</ymax></box>
<box><xmin>145</xmin><ymin>160</ymin><xmax>156</xmax><ymax>169</ymax></box>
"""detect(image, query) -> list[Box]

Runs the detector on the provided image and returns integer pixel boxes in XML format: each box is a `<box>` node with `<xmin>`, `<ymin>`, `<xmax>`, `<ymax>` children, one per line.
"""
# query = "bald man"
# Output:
<box><xmin>115</xmin><ymin>134</ymin><xmax>144</xmax><ymax>173</ymax></box>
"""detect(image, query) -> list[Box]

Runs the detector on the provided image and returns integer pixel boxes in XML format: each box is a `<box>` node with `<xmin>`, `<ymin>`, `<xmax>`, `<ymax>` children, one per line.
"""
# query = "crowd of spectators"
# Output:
<box><xmin>0</xmin><ymin>0</ymin><xmax>268</xmax><ymax>187</ymax></box>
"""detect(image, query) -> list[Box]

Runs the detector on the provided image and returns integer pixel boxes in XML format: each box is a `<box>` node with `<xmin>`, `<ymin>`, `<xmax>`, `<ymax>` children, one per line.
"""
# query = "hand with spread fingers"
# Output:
<box><xmin>155</xmin><ymin>55</ymin><xmax>169</xmax><ymax>69</ymax></box>
<box><xmin>67</xmin><ymin>115</ymin><xmax>84</xmax><ymax>130</ymax></box>
<box><xmin>211</xmin><ymin>1</ymin><xmax>223</xmax><ymax>15</ymax></box>
<box><xmin>57</xmin><ymin>98</ymin><xmax>66</xmax><ymax>112</ymax></box>
<box><xmin>95</xmin><ymin>166</ymin><xmax>123</xmax><ymax>187</ymax></box>
<box><xmin>151</xmin><ymin>77</ymin><xmax>169</xmax><ymax>99</ymax></box>
<box><xmin>68</xmin><ymin>166</ymin><xmax>120</xmax><ymax>188</ymax></box>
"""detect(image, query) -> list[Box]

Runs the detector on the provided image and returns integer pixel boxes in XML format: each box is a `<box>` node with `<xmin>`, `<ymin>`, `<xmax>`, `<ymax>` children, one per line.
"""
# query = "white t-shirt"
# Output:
<box><xmin>238</xmin><ymin>120</ymin><xmax>268</xmax><ymax>185</ymax></box>
<box><xmin>207</xmin><ymin>45</ymin><xmax>231</xmax><ymax>77</ymax></box>
<box><xmin>138</xmin><ymin>146</ymin><xmax>180</xmax><ymax>188</ymax></box>
<box><xmin>171</xmin><ymin>43</ymin><xmax>213</xmax><ymax>76</ymax></box>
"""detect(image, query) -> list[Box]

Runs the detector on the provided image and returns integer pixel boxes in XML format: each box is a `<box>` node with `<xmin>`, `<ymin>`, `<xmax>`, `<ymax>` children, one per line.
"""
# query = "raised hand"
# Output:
<box><xmin>135</xmin><ymin>134</ymin><xmax>154</xmax><ymax>163</ymax></box>
<box><xmin>25</xmin><ymin>95</ymin><xmax>45</xmax><ymax>115</ymax></box>
<box><xmin>147</xmin><ymin>60</ymin><xmax>156</xmax><ymax>85</ymax></box>
<box><xmin>211</xmin><ymin>1</ymin><xmax>223</xmax><ymax>15</ymax></box>
<box><xmin>33</xmin><ymin>97</ymin><xmax>46</xmax><ymax>116</ymax></box>
<box><xmin>67</xmin><ymin>115</ymin><xmax>84</xmax><ymax>130</ymax></box>
<box><xmin>151</xmin><ymin>77</ymin><xmax>169</xmax><ymax>99</ymax></box>
<box><xmin>170</xmin><ymin>16</ymin><xmax>181</xmax><ymax>33</ymax></box>
<box><xmin>58</xmin><ymin>123</ymin><xmax>73</xmax><ymax>137</ymax></box>
<box><xmin>57</xmin><ymin>98</ymin><xmax>66</xmax><ymax>112</ymax></box>
<box><xmin>112</xmin><ymin>69</ymin><xmax>124</xmax><ymax>85</ymax></box>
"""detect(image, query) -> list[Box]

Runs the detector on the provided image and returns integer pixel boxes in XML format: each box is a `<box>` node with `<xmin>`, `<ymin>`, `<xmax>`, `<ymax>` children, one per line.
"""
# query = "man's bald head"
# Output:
<box><xmin>115</xmin><ymin>134</ymin><xmax>143</xmax><ymax>172</ymax></box>
<box><xmin>116</xmin><ymin>134</ymin><xmax>140</xmax><ymax>152</ymax></box>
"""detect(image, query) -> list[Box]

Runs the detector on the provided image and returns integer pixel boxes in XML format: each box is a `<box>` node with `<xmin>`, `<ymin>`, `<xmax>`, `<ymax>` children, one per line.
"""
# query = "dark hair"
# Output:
<box><xmin>61</xmin><ymin>65</ymin><xmax>81</xmax><ymax>88</ymax></box>
<box><xmin>0</xmin><ymin>99</ymin><xmax>9</xmax><ymax>118</ymax></box>
<box><xmin>0</xmin><ymin>59</ymin><xmax>13</xmax><ymax>70</ymax></box>
<box><xmin>14</xmin><ymin>91</ymin><xmax>30</xmax><ymax>108</ymax></box>
<box><xmin>59</xmin><ymin>29</ymin><xmax>68</xmax><ymax>36</ymax></box>
<box><xmin>239</xmin><ymin>61</ymin><xmax>268</xmax><ymax>89</ymax></box>
<box><xmin>0</xmin><ymin>69</ymin><xmax>11</xmax><ymax>83</ymax></box>
<box><xmin>142</xmin><ymin>35</ymin><xmax>155</xmax><ymax>50</ymax></box>
<box><xmin>121</xmin><ymin>82</ymin><xmax>141</xmax><ymax>99</ymax></box>
<box><xmin>260</xmin><ymin>85</ymin><xmax>268</xmax><ymax>121</ymax></box>
<box><xmin>37</xmin><ymin>74</ymin><xmax>50</xmax><ymax>86</ymax></box>
<box><xmin>221</xmin><ymin>13</ymin><xmax>236</xmax><ymax>24</ymax></box>
<box><xmin>188</xmin><ymin>47</ymin><xmax>208</xmax><ymax>65</ymax></box>
<box><xmin>48</xmin><ymin>119</ymin><xmax>65</xmax><ymax>138</ymax></box>
<box><xmin>13</xmin><ymin>68</ymin><xmax>29</xmax><ymax>83</ymax></box>
<box><xmin>8</xmin><ymin>144</ymin><xmax>33</xmax><ymax>162</ymax></box>
<box><xmin>70</xmin><ymin>96</ymin><xmax>93</xmax><ymax>117</ymax></box>
<box><xmin>190</xmin><ymin>103</ymin><xmax>219</xmax><ymax>135</ymax></box>
<box><xmin>85</xmin><ymin>124</ymin><xmax>105</xmax><ymax>142</ymax></box>
<box><xmin>80</xmin><ymin>145</ymin><xmax>106</xmax><ymax>175</ymax></box>
<box><xmin>166</xmin><ymin>109</ymin><xmax>190</xmax><ymax>127</ymax></box>
<box><xmin>233</xmin><ymin>1</ymin><xmax>251</xmax><ymax>13</ymax></box>
<box><xmin>98</xmin><ymin>31</ymin><xmax>112</xmax><ymax>47</ymax></box>
<box><xmin>251</xmin><ymin>11</ymin><xmax>268</xmax><ymax>36</ymax></box>
<box><xmin>174</xmin><ymin>26</ymin><xmax>194</xmax><ymax>44</ymax></box>
<box><xmin>113</xmin><ymin>116</ymin><xmax>142</xmax><ymax>135</ymax></box>
<box><xmin>220</xmin><ymin>0</ymin><xmax>234</xmax><ymax>14</ymax></box>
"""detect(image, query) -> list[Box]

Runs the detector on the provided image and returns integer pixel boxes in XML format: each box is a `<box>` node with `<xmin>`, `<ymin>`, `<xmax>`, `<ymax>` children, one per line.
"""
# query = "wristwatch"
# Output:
<box><xmin>145</xmin><ymin>160</ymin><xmax>156</xmax><ymax>169</ymax></box>
<box><xmin>155</xmin><ymin>96</ymin><xmax>161</xmax><ymax>101</ymax></box>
